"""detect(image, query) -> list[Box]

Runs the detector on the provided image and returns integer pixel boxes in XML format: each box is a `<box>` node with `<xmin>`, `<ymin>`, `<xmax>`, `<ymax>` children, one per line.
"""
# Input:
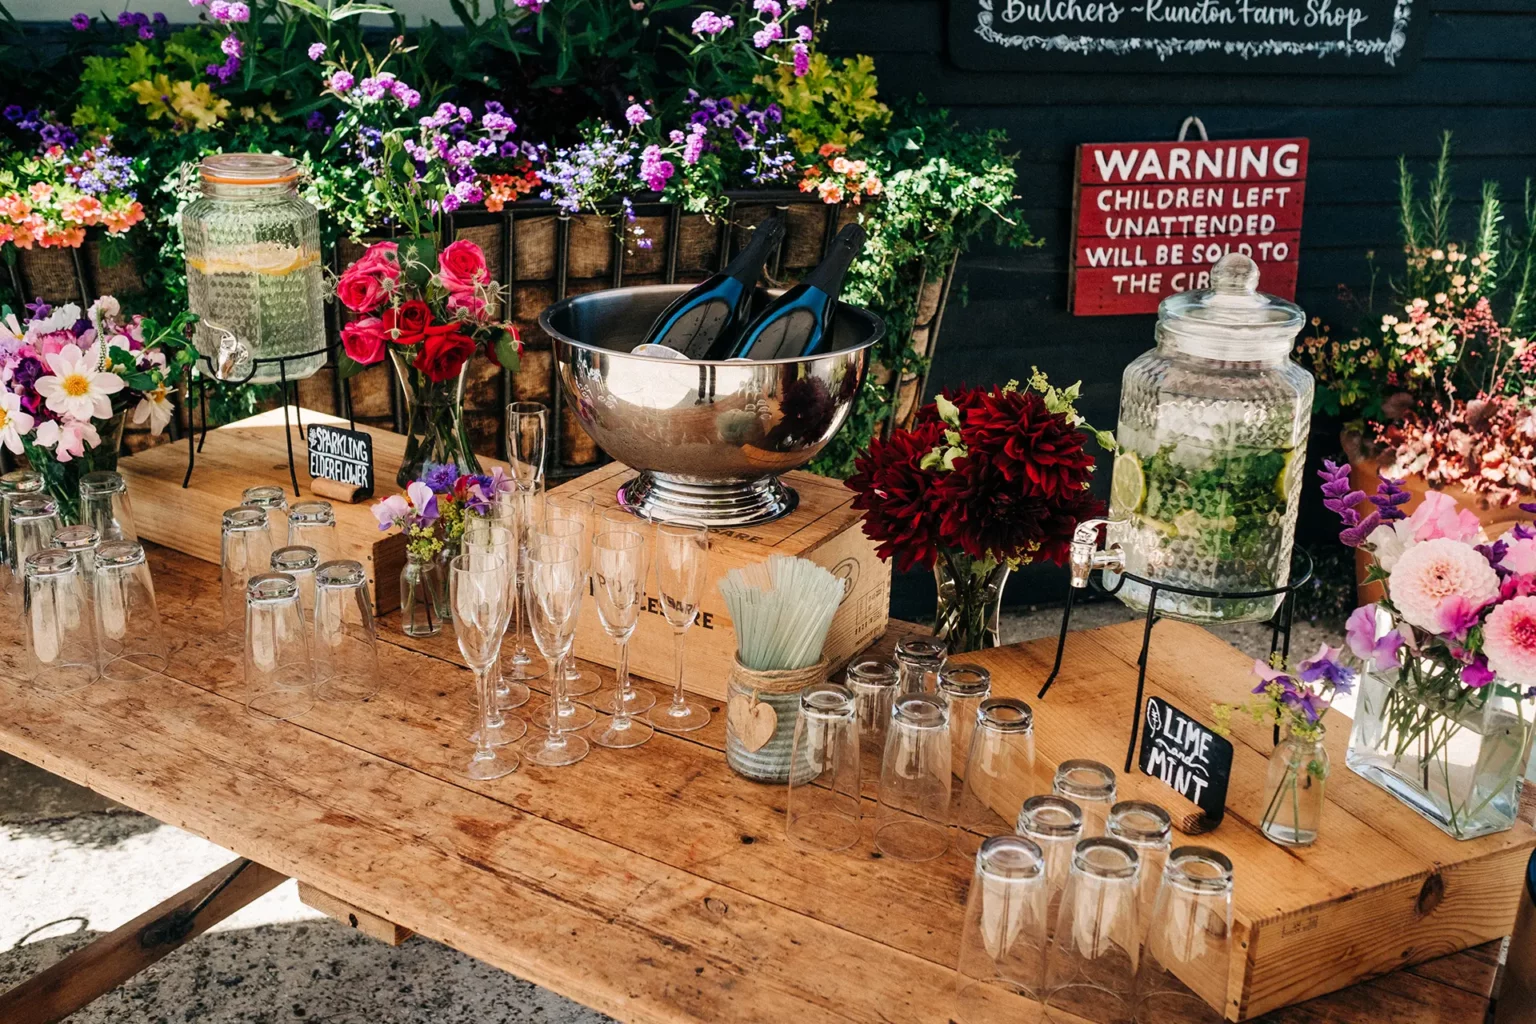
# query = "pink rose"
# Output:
<box><xmin>336</xmin><ymin>269</ymin><xmax>387</xmax><ymax>313</ymax></box>
<box><xmin>445</xmin><ymin>290</ymin><xmax>487</xmax><ymax>320</ymax></box>
<box><xmin>353</xmin><ymin>241</ymin><xmax>400</xmax><ymax>282</ymax></box>
<box><xmin>1405</xmin><ymin>490</ymin><xmax>1483</xmax><ymax>544</ymax></box>
<box><xmin>341</xmin><ymin>316</ymin><xmax>388</xmax><ymax>364</ymax></box>
<box><xmin>437</xmin><ymin>239</ymin><xmax>488</xmax><ymax>292</ymax></box>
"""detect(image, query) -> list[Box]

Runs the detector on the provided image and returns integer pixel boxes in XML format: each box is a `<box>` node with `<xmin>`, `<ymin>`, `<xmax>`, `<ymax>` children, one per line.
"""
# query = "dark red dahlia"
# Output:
<box><xmin>958</xmin><ymin>388</ymin><xmax>1097</xmax><ymax>502</ymax></box>
<box><xmin>933</xmin><ymin>450</ymin><xmax>1104</xmax><ymax>567</ymax></box>
<box><xmin>914</xmin><ymin>384</ymin><xmax>989</xmax><ymax>430</ymax></box>
<box><xmin>846</xmin><ymin>420</ymin><xmax>945</xmax><ymax>572</ymax></box>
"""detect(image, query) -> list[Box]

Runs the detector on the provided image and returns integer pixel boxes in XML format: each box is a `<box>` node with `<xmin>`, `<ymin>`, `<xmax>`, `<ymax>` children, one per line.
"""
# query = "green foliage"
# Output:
<box><xmin>757</xmin><ymin>53</ymin><xmax>890</xmax><ymax>156</ymax></box>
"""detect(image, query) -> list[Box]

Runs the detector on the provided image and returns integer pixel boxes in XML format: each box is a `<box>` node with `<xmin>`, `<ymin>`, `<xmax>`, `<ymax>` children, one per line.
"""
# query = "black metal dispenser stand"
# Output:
<box><xmin>1036</xmin><ymin>518</ymin><xmax>1315</xmax><ymax>773</ymax></box>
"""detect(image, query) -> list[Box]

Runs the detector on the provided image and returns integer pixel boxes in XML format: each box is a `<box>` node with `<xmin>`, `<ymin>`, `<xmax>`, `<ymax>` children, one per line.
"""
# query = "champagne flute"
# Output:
<box><xmin>544</xmin><ymin>491</ymin><xmax>600</xmax><ymax>698</ymax></box>
<box><xmin>524</xmin><ymin>536</ymin><xmax>588</xmax><ymax>768</ymax></box>
<box><xmin>590</xmin><ymin>529</ymin><xmax>652</xmax><ymax>749</ymax></box>
<box><xmin>506</xmin><ymin>402</ymin><xmax>547</xmax><ymax>491</ymax></box>
<box><xmin>533</xmin><ymin>518</ymin><xmax>596</xmax><ymax>733</ymax></box>
<box><xmin>463</xmin><ymin>523</ymin><xmax>526</xmax><ymax>746</ymax></box>
<box><xmin>650</xmin><ymin>520</ymin><xmax>711</xmax><ymax>733</ymax></box>
<box><xmin>593</xmin><ymin>507</ymin><xmax>655</xmax><ymax>715</ymax></box>
<box><xmin>451</xmin><ymin>551</ymin><xmax>516</xmax><ymax>780</ymax></box>
<box><xmin>504</xmin><ymin>482</ymin><xmax>547</xmax><ymax>684</ymax></box>
<box><xmin>466</xmin><ymin>500</ymin><xmax>530</xmax><ymax>709</ymax></box>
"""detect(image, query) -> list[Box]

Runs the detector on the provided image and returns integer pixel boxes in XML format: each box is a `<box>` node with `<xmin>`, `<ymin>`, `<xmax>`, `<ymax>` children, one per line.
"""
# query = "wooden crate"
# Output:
<box><xmin>117</xmin><ymin>407</ymin><xmax>508</xmax><ymax>617</ymax></box>
<box><xmin>961</xmin><ymin>624</ymin><xmax>1536</xmax><ymax>1021</ymax></box>
<box><xmin>554</xmin><ymin>462</ymin><xmax>891</xmax><ymax>702</ymax></box>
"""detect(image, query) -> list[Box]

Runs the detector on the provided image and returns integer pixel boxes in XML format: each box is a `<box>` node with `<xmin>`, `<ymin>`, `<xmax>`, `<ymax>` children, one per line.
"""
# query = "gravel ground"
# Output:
<box><xmin>1</xmin><ymin>602</ymin><xmax>1345</xmax><ymax>1023</ymax></box>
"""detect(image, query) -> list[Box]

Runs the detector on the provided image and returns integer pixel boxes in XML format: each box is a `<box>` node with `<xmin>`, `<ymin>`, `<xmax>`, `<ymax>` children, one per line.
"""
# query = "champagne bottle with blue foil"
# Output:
<box><xmin>727</xmin><ymin>223</ymin><xmax>865</xmax><ymax>361</ymax></box>
<box><xmin>636</xmin><ymin>216</ymin><xmax>785</xmax><ymax>360</ymax></box>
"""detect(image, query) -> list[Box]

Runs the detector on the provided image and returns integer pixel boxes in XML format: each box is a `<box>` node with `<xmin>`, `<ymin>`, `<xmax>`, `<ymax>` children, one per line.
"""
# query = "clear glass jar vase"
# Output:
<box><xmin>1103</xmin><ymin>253</ymin><xmax>1312</xmax><ymax>623</ymax></box>
<box><xmin>181</xmin><ymin>153</ymin><xmax>326</xmax><ymax>384</ymax></box>
<box><xmin>1347</xmin><ymin>669</ymin><xmax>1533</xmax><ymax>840</ymax></box>
<box><xmin>389</xmin><ymin>348</ymin><xmax>481</xmax><ymax>488</ymax></box>
<box><xmin>1260</xmin><ymin>727</ymin><xmax>1328</xmax><ymax>847</ymax></box>
<box><xmin>29</xmin><ymin>410</ymin><xmax>125</xmax><ymax>526</ymax></box>
<box><xmin>934</xmin><ymin>549</ymin><xmax>1010</xmax><ymax>653</ymax></box>
<box><xmin>399</xmin><ymin>550</ymin><xmax>447</xmax><ymax>637</ymax></box>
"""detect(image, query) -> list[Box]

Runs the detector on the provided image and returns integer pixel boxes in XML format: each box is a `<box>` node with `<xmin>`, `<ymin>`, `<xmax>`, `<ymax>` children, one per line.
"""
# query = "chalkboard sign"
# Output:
<box><xmin>949</xmin><ymin>0</ymin><xmax>1426</xmax><ymax>74</ymax></box>
<box><xmin>306</xmin><ymin>424</ymin><xmax>374</xmax><ymax>497</ymax></box>
<box><xmin>1071</xmin><ymin>136</ymin><xmax>1307</xmax><ymax>315</ymax></box>
<box><xmin>1137</xmin><ymin>696</ymin><xmax>1233</xmax><ymax>825</ymax></box>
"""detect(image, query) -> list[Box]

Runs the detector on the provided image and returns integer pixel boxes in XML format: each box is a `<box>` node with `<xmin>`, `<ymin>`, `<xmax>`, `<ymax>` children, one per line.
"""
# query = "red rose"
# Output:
<box><xmin>437</xmin><ymin>240</ymin><xmax>487</xmax><ymax>291</ymax></box>
<box><xmin>413</xmin><ymin>324</ymin><xmax>476</xmax><ymax>382</ymax></box>
<box><xmin>340</xmin><ymin>316</ymin><xmax>387</xmax><ymax>365</ymax></box>
<box><xmin>383</xmin><ymin>299</ymin><xmax>432</xmax><ymax>344</ymax></box>
<box><xmin>336</xmin><ymin>269</ymin><xmax>387</xmax><ymax>313</ymax></box>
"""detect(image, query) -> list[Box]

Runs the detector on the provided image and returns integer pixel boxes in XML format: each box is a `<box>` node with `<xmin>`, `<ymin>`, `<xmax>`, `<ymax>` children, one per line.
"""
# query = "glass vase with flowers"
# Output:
<box><xmin>847</xmin><ymin>371</ymin><xmax>1111</xmax><ymax>653</ymax></box>
<box><xmin>1320</xmin><ymin>459</ymin><xmax>1536</xmax><ymax>839</ymax></box>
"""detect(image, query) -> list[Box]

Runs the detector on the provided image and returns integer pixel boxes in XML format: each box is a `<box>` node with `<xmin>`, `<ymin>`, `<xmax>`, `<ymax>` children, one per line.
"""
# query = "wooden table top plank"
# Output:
<box><xmin>136</xmin><ymin>547</ymin><xmax>974</xmax><ymax>975</ymax></box>
<box><xmin>0</xmin><ymin>542</ymin><xmax>1508</xmax><ymax>1023</ymax></box>
<box><xmin>0</xmin><ymin>636</ymin><xmax>980</xmax><ymax>1024</ymax></box>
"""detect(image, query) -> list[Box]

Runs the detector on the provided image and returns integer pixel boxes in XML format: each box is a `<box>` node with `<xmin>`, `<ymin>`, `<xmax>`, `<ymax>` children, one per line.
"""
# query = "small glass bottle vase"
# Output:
<box><xmin>1347</xmin><ymin>669</ymin><xmax>1533</xmax><ymax>840</ymax></box>
<box><xmin>399</xmin><ymin>550</ymin><xmax>447</xmax><ymax>638</ymax></box>
<box><xmin>389</xmin><ymin>348</ymin><xmax>480</xmax><ymax>488</ymax></box>
<box><xmin>933</xmin><ymin>550</ymin><xmax>1010</xmax><ymax>653</ymax></box>
<box><xmin>1259</xmin><ymin>727</ymin><xmax>1328</xmax><ymax>847</ymax></box>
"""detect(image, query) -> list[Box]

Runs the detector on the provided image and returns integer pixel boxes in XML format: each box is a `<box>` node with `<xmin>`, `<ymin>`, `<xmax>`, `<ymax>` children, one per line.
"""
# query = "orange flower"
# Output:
<box><xmin>27</xmin><ymin>182</ymin><xmax>53</xmax><ymax>203</ymax></box>
<box><xmin>817</xmin><ymin>142</ymin><xmax>846</xmax><ymax>157</ymax></box>
<box><xmin>0</xmin><ymin>193</ymin><xmax>32</xmax><ymax>220</ymax></box>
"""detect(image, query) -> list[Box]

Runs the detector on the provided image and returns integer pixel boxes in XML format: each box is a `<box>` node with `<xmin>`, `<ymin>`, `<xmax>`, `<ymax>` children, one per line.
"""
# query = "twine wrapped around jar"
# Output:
<box><xmin>724</xmin><ymin>657</ymin><xmax>828</xmax><ymax>783</ymax></box>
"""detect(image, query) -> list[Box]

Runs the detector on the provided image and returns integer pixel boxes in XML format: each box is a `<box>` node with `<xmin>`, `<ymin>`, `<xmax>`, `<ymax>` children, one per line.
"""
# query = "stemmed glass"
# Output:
<box><xmin>466</xmin><ymin>503</ymin><xmax>530</xmax><ymax>711</ymax></box>
<box><xmin>506</xmin><ymin>401</ymin><xmax>547</xmax><ymax>490</ymax></box>
<box><xmin>593</xmin><ymin>507</ymin><xmax>655</xmax><ymax>715</ymax></box>
<box><xmin>451</xmin><ymin>551</ymin><xmax>517</xmax><ymax>780</ymax></box>
<box><xmin>533</xmin><ymin>517</ymin><xmax>596</xmax><ymax>733</ymax></box>
<box><xmin>590</xmin><ymin>528</ymin><xmax>652</xmax><ymax>749</ymax></box>
<box><xmin>524</xmin><ymin>536</ymin><xmax>588</xmax><ymax>767</ymax></box>
<box><xmin>544</xmin><ymin>491</ymin><xmax>600</xmax><ymax>698</ymax></box>
<box><xmin>505</xmin><ymin>484</ymin><xmax>546</xmax><ymax>684</ymax></box>
<box><xmin>463</xmin><ymin>521</ymin><xmax>526</xmax><ymax>746</ymax></box>
<box><xmin>650</xmin><ymin>520</ymin><xmax>711</xmax><ymax>733</ymax></box>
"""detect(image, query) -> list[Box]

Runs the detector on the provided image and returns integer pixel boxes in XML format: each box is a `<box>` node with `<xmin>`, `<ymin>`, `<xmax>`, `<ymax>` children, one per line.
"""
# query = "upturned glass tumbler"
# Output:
<box><xmin>1054</xmin><ymin>759</ymin><xmax>1117</xmax><ymax>838</ymax></box>
<box><xmin>1017</xmin><ymin>794</ymin><xmax>1083</xmax><ymax>941</ymax></box>
<box><xmin>956</xmin><ymin>834</ymin><xmax>1051</xmax><ymax>1022</ymax></box>
<box><xmin>1131</xmin><ymin>846</ymin><xmax>1234</xmax><ymax>1024</ymax></box>
<box><xmin>222</xmin><ymin>506</ymin><xmax>273</xmax><ymax>634</ymax></box>
<box><xmin>93</xmin><ymin>540</ymin><xmax>167</xmax><ymax>682</ymax></box>
<box><xmin>24</xmin><ymin>549</ymin><xmax>98</xmax><ymax>692</ymax></box>
<box><xmin>52</xmin><ymin>524</ymin><xmax>100</xmax><ymax>578</ymax></box>
<box><xmin>271</xmin><ymin>544</ymin><xmax>319</xmax><ymax>625</ymax></box>
<box><xmin>313</xmin><ymin>560</ymin><xmax>379</xmax><ymax>703</ymax></box>
<box><xmin>939</xmin><ymin>663</ymin><xmax>992</xmax><ymax>772</ymax></box>
<box><xmin>288</xmin><ymin>501</ymin><xmax>337</xmax><ymax>563</ymax></box>
<box><xmin>1107</xmin><ymin>800</ymin><xmax>1173</xmax><ymax>937</ymax></box>
<box><xmin>876</xmin><ymin>692</ymin><xmax>952</xmax><ymax>861</ymax></box>
<box><xmin>847</xmin><ymin>658</ymin><xmax>899</xmax><ymax>771</ymax></box>
<box><xmin>0</xmin><ymin>468</ymin><xmax>42</xmax><ymax>570</ymax></box>
<box><xmin>955</xmin><ymin>697</ymin><xmax>1035</xmax><ymax>857</ymax></box>
<box><xmin>1043</xmin><ymin>837</ymin><xmax>1142</xmax><ymax>1024</ymax></box>
<box><xmin>786</xmin><ymin>683</ymin><xmax>861</xmax><ymax>852</ymax></box>
<box><xmin>244</xmin><ymin>572</ymin><xmax>313</xmax><ymax>721</ymax></box>
<box><xmin>79</xmin><ymin>470</ymin><xmax>137</xmax><ymax>543</ymax></box>
<box><xmin>12</xmin><ymin>496</ymin><xmax>61</xmax><ymax>579</ymax></box>
<box><xmin>241</xmin><ymin>485</ymin><xmax>290</xmax><ymax>547</ymax></box>
<box><xmin>894</xmin><ymin>637</ymin><xmax>946</xmax><ymax>694</ymax></box>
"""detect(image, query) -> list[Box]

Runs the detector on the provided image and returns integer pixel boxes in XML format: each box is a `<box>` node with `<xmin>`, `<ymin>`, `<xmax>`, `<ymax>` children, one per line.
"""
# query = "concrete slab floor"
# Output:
<box><xmin>2</xmin><ymin>603</ymin><xmax>1344</xmax><ymax>1022</ymax></box>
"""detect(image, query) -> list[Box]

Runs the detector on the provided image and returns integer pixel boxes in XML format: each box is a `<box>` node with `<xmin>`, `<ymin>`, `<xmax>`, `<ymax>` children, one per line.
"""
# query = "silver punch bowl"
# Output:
<box><xmin>542</xmin><ymin>285</ymin><xmax>884</xmax><ymax>526</ymax></box>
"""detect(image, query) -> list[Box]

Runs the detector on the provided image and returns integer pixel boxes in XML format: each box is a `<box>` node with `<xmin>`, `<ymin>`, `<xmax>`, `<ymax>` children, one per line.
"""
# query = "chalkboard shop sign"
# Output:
<box><xmin>306</xmin><ymin>423</ymin><xmax>375</xmax><ymax>497</ymax></box>
<box><xmin>1137</xmin><ymin>695</ymin><xmax>1234</xmax><ymax>825</ymax></box>
<box><xmin>950</xmin><ymin>0</ymin><xmax>1425</xmax><ymax>74</ymax></box>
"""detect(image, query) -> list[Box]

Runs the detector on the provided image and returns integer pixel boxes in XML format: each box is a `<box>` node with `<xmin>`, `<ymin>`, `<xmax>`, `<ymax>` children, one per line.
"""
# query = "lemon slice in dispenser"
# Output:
<box><xmin>1110</xmin><ymin>451</ymin><xmax>1147</xmax><ymax>515</ymax></box>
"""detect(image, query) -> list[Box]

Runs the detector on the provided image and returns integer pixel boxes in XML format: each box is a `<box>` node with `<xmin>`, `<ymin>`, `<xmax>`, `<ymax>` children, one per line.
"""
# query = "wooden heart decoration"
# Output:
<box><xmin>727</xmin><ymin>693</ymin><xmax>777</xmax><ymax>752</ymax></box>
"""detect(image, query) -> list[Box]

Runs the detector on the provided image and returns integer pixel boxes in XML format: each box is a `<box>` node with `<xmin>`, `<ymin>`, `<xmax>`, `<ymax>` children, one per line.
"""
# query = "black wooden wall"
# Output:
<box><xmin>825</xmin><ymin>0</ymin><xmax>1536</xmax><ymax>617</ymax></box>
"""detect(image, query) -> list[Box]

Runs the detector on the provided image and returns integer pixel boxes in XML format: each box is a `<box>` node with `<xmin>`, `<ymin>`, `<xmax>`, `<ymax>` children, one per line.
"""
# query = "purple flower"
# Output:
<box><xmin>639</xmin><ymin>144</ymin><xmax>674</xmax><ymax>191</ymax></box>
<box><xmin>1318</xmin><ymin>458</ymin><xmax>1363</xmax><ymax>523</ymax></box>
<box><xmin>792</xmin><ymin>42</ymin><xmax>810</xmax><ymax>76</ymax></box>
<box><xmin>116</xmin><ymin>11</ymin><xmax>134</xmax><ymax>27</ymax></box>
<box><xmin>23</xmin><ymin>298</ymin><xmax>51</xmax><ymax>319</ymax></box>
<box><xmin>754</xmin><ymin>0</ymin><xmax>782</xmax><ymax>15</ymax></box>
<box><xmin>512</xmin><ymin>0</ymin><xmax>542</xmax><ymax>9</ymax></box>
<box><xmin>1369</xmin><ymin>476</ymin><xmax>1410</xmax><ymax>522</ymax></box>
<box><xmin>71</xmin><ymin>12</ymin><xmax>90</xmax><ymax>30</ymax></box>
<box><xmin>2</xmin><ymin>105</ymin><xmax>21</xmax><ymax>123</ymax></box>
<box><xmin>153</xmin><ymin>11</ymin><xmax>167</xmax><ymax>24</ymax></box>
<box><xmin>328</xmin><ymin>70</ymin><xmax>354</xmax><ymax>93</ymax></box>
<box><xmin>690</xmin><ymin>10</ymin><xmax>734</xmax><ymax>35</ymax></box>
<box><xmin>372</xmin><ymin>494</ymin><xmax>410</xmax><ymax>531</ymax></box>
<box><xmin>221</xmin><ymin>34</ymin><xmax>243</xmax><ymax>57</ymax></box>
<box><xmin>138</xmin><ymin>24</ymin><xmax>155</xmax><ymax>39</ymax></box>
<box><xmin>420</xmin><ymin>462</ymin><xmax>459</xmax><ymax>494</ymax></box>
<box><xmin>751</xmin><ymin>24</ymin><xmax>781</xmax><ymax>48</ymax></box>
<box><xmin>307</xmin><ymin>42</ymin><xmax>326</xmax><ymax>60</ymax></box>
<box><xmin>624</xmin><ymin>103</ymin><xmax>650</xmax><ymax>127</ymax></box>
<box><xmin>1297</xmin><ymin>643</ymin><xmax>1356</xmax><ymax>695</ymax></box>
<box><xmin>304</xmin><ymin>111</ymin><xmax>327</xmax><ymax>131</ymax></box>
<box><xmin>795</xmin><ymin>24</ymin><xmax>813</xmax><ymax>41</ymax></box>
<box><xmin>1462</xmin><ymin>656</ymin><xmax>1496</xmax><ymax>688</ymax></box>
<box><xmin>1345</xmin><ymin>604</ymin><xmax>1403</xmax><ymax>672</ymax></box>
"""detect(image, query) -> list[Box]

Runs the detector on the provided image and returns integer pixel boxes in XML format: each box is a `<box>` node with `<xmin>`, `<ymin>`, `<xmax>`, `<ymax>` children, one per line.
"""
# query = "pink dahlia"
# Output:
<box><xmin>1483</xmin><ymin>596</ymin><xmax>1536</xmax><ymax>686</ymax></box>
<box><xmin>1388</xmin><ymin>538</ymin><xmax>1501</xmax><ymax>633</ymax></box>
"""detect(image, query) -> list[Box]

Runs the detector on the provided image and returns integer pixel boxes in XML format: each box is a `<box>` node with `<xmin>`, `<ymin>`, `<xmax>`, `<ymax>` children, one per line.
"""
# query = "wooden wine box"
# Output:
<box><xmin>118</xmin><ymin>407</ymin><xmax>509</xmax><ymax>618</ymax></box>
<box><xmin>961</xmin><ymin>622</ymin><xmax>1536</xmax><ymax>1021</ymax></box>
<box><xmin>554</xmin><ymin>461</ymin><xmax>891</xmax><ymax>702</ymax></box>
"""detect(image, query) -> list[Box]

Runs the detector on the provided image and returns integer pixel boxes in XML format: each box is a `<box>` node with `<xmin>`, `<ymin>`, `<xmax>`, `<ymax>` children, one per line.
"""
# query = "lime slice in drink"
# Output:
<box><xmin>1275</xmin><ymin>448</ymin><xmax>1299</xmax><ymax>502</ymax></box>
<box><xmin>1110</xmin><ymin>451</ymin><xmax>1147</xmax><ymax>514</ymax></box>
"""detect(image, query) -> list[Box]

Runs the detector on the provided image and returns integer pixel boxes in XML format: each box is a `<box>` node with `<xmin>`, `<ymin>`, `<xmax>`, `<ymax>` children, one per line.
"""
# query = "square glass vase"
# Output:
<box><xmin>1346</xmin><ymin>670</ymin><xmax>1534</xmax><ymax>840</ymax></box>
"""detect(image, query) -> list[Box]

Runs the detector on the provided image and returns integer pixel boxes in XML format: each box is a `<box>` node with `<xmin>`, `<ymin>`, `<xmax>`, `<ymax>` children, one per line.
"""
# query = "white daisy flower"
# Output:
<box><xmin>34</xmin><ymin>342</ymin><xmax>124</xmax><ymax>422</ymax></box>
<box><xmin>0</xmin><ymin>392</ymin><xmax>34</xmax><ymax>453</ymax></box>
<box><xmin>132</xmin><ymin>383</ymin><xmax>175</xmax><ymax>435</ymax></box>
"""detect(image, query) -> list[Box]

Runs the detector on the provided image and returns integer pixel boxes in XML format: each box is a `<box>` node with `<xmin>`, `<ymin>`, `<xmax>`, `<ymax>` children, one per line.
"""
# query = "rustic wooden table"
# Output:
<box><xmin>0</xmin><ymin>544</ymin><xmax>1510</xmax><ymax>1023</ymax></box>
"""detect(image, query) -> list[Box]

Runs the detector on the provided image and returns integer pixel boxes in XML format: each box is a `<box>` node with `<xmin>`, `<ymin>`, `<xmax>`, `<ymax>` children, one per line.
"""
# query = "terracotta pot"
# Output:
<box><xmin>1347</xmin><ymin>446</ymin><xmax>1530</xmax><ymax>604</ymax></box>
